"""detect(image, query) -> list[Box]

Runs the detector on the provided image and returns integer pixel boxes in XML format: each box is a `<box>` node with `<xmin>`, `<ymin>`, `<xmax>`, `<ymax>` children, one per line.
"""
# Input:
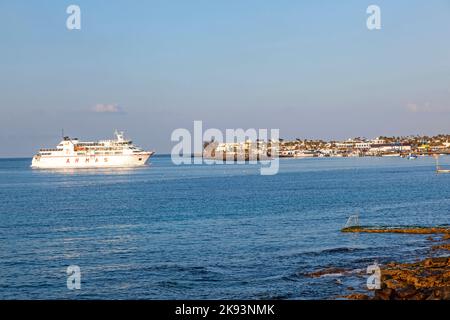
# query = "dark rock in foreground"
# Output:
<box><xmin>348</xmin><ymin>257</ymin><xmax>450</xmax><ymax>300</ymax></box>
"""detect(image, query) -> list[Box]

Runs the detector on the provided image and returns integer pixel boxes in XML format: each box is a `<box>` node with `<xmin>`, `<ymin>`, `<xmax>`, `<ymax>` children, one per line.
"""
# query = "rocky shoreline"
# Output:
<box><xmin>341</xmin><ymin>226</ymin><xmax>450</xmax><ymax>235</ymax></box>
<box><xmin>346</xmin><ymin>256</ymin><xmax>450</xmax><ymax>300</ymax></box>
<box><xmin>309</xmin><ymin>226</ymin><xmax>450</xmax><ymax>300</ymax></box>
<box><xmin>346</xmin><ymin>227</ymin><xmax>449</xmax><ymax>300</ymax></box>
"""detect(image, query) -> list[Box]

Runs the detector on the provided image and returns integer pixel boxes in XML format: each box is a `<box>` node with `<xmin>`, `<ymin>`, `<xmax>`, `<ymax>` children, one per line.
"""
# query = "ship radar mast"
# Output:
<box><xmin>115</xmin><ymin>130</ymin><xmax>125</xmax><ymax>142</ymax></box>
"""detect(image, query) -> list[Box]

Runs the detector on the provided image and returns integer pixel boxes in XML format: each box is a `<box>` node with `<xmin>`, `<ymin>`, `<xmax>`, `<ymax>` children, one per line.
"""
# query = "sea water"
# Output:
<box><xmin>0</xmin><ymin>156</ymin><xmax>449</xmax><ymax>299</ymax></box>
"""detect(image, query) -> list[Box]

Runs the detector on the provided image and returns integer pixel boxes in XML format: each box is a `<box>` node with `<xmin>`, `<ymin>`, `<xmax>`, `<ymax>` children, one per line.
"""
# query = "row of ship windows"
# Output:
<box><xmin>42</xmin><ymin>147</ymin><xmax>138</xmax><ymax>152</ymax></box>
<box><xmin>40</xmin><ymin>152</ymin><xmax>124</xmax><ymax>156</ymax></box>
<box><xmin>77</xmin><ymin>152</ymin><xmax>124</xmax><ymax>155</ymax></box>
<box><xmin>74</xmin><ymin>142</ymin><xmax>131</xmax><ymax>147</ymax></box>
<box><xmin>74</xmin><ymin>146</ymin><xmax>133</xmax><ymax>150</ymax></box>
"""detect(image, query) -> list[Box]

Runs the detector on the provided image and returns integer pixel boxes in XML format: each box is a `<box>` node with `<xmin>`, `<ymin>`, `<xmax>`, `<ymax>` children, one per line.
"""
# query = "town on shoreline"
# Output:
<box><xmin>203</xmin><ymin>134</ymin><xmax>450</xmax><ymax>159</ymax></box>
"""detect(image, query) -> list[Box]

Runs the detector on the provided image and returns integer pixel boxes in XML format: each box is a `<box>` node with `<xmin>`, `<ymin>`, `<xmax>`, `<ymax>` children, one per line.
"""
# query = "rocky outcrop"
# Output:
<box><xmin>307</xmin><ymin>267</ymin><xmax>347</xmax><ymax>278</ymax></box>
<box><xmin>345</xmin><ymin>293</ymin><xmax>370</xmax><ymax>300</ymax></box>
<box><xmin>340</xmin><ymin>225</ymin><xmax>450</xmax><ymax>300</ymax></box>
<box><xmin>341</xmin><ymin>226</ymin><xmax>450</xmax><ymax>235</ymax></box>
<box><xmin>370</xmin><ymin>257</ymin><xmax>450</xmax><ymax>300</ymax></box>
<box><xmin>432</xmin><ymin>243</ymin><xmax>450</xmax><ymax>251</ymax></box>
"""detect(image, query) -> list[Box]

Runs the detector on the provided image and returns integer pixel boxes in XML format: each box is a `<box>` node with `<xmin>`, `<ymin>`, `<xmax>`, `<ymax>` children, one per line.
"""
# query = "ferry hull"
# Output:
<box><xmin>31</xmin><ymin>152</ymin><xmax>153</xmax><ymax>169</ymax></box>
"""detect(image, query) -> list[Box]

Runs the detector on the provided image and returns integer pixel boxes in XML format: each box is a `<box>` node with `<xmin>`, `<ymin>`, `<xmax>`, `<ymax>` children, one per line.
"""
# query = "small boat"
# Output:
<box><xmin>294</xmin><ymin>150</ymin><xmax>316</xmax><ymax>158</ymax></box>
<box><xmin>407</xmin><ymin>154</ymin><xmax>417</xmax><ymax>160</ymax></box>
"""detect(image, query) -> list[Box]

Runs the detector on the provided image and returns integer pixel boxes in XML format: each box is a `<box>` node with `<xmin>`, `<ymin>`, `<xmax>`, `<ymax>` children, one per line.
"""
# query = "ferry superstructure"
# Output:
<box><xmin>31</xmin><ymin>131</ymin><xmax>154</xmax><ymax>169</ymax></box>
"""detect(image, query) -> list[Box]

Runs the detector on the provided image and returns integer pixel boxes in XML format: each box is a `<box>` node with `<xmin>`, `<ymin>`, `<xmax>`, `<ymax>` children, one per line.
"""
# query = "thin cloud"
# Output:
<box><xmin>406</xmin><ymin>102</ymin><xmax>449</xmax><ymax>113</ymax></box>
<box><xmin>92</xmin><ymin>103</ymin><xmax>125</xmax><ymax>114</ymax></box>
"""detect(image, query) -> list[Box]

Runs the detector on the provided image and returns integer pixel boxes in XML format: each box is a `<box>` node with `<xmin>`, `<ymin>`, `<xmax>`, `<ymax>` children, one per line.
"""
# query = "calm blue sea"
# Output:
<box><xmin>0</xmin><ymin>156</ymin><xmax>449</xmax><ymax>299</ymax></box>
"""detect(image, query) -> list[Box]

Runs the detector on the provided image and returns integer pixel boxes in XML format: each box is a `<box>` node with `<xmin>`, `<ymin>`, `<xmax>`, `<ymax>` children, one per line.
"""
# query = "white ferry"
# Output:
<box><xmin>31</xmin><ymin>131</ymin><xmax>154</xmax><ymax>169</ymax></box>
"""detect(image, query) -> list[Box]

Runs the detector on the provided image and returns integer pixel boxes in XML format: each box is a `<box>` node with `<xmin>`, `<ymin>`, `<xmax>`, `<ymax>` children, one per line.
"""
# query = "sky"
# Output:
<box><xmin>0</xmin><ymin>0</ymin><xmax>449</xmax><ymax>156</ymax></box>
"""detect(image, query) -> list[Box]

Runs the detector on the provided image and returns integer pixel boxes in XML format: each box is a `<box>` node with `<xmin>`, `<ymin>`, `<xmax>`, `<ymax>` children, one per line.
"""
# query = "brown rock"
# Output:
<box><xmin>394</xmin><ymin>285</ymin><xmax>417</xmax><ymax>299</ymax></box>
<box><xmin>341</xmin><ymin>226</ymin><xmax>450</xmax><ymax>235</ymax></box>
<box><xmin>432</xmin><ymin>243</ymin><xmax>450</xmax><ymax>251</ymax></box>
<box><xmin>423</xmin><ymin>257</ymin><xmax>449</xmax><ymax>268</ymax></box>
<box><xmin>430</xmin><ymin>287</ymin><xmax>450</xmax><ymax>300</ymax></box>
<box><xmin>374</xmin><ymin>288</ymin><xmax>393</xmax><ymax>300</ymax></box>
<box><xmin>442</xmin><ymin>287</ymin><xmax>450</xmax><ymax>300</ymax></box>
<box><xmin>346</xmin><ymin>293</ymin><xmax>370</xmax><ymax>300</ymax></box>
<box><xmin>410</xmin><ymin>291</ymin><xmax>430</xmax><ymax>300</ymax></box>
<box><xmin>384</xmin><ymin>279</ymin><xmax>403</xmax><ymax>290</ymax></box>
<box><xmin>426</xmin><ymin>291</ymin><xmax>441</xmax><ymax>300</ymax></box>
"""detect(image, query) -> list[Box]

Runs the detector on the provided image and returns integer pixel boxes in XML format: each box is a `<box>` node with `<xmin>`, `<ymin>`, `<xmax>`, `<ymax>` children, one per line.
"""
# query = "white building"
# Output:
<box><xmin>370</xmin><ymin>137</ymin><xmax>386</xmax><ymax>145</ymax></box>
<box><xmin>355</xmin><ymin>142</ymin><xmax>371</xmax><ymax>149</ymax></box>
